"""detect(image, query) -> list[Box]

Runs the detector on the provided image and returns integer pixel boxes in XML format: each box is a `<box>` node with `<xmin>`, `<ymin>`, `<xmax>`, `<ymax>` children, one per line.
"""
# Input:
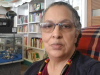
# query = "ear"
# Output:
<box><xmin>74</xmin><ymin>31</ymin><xmax>80</xmax><ymax>43</ymax></box>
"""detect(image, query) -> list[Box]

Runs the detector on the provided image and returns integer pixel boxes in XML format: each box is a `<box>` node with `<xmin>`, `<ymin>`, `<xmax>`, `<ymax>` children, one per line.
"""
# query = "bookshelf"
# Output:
<box><xmin>29</xmin><ymin>22</ymin><xmax>40</xmax><ymax>24</ymax></box>
<box><xmin>16</xmin><ymin>0</ymin><xmax>55</xmax><ymax>63</ymax></box>
<box><xmin>17</xmin><ymin>3</ymin><xmax>28</xmax><ymax>33</ymax></box>
<box><xmin>16</xmin><ymin>0</ymin><xmax>43</xmax><ymax>63</ymax></box>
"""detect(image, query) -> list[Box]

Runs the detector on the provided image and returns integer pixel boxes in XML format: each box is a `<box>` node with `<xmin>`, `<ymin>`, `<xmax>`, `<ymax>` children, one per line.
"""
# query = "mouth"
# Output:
<box><xmin>51</xmin><ymin>43</ymin><xmax>63</xmax><ymax>50</ymax></box>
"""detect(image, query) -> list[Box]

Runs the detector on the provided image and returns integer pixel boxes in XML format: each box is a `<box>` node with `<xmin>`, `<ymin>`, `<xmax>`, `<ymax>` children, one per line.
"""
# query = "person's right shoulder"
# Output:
<box><xmin>23</xmin><ymin>58</ymin><xmax>46</xmax><ymax>75</ymax></box>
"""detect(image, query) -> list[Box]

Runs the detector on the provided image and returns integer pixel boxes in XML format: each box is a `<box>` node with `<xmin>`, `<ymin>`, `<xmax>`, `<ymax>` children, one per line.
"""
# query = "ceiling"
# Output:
<box><xmin>0</xmin><ymin>0</ymin><xmax>31</xmax><ymax>7</ymax></box>
<box><xmin>0</xmin><ymin>0</ymin><xmax>19</xmax><ymax>3</ymax></box>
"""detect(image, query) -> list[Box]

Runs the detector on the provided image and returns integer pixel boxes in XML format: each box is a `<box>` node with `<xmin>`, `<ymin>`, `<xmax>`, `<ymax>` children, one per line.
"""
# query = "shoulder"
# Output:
<box><xmin>76</xmin><ymin>51</ymin><xmax>100</xmax><ymax>75</ymax></box>
<box><xmin>77</xmin><ymin>51</ymin><xmax>100</xmax><ymax>68</ymax></box>
<box><xmin>23</xmin><ymin>58</ymin><xmax>46</xmax><ymax>75</ymax></box>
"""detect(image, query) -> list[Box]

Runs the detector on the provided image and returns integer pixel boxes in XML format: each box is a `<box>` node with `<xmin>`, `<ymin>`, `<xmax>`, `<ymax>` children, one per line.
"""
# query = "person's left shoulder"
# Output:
<box><xmin>87</xmin><ymin>61</ymin><xmax>100</xmax><ymax>75</ymax></box>
<box><xmin>77</xmin><ymin>51</ymin><xmax>100</xmax><ymax>75</ymax></box>
<box><xmin>76</xmin><ymin>51</ymin><xmax>100</xmax><ymax>67</ymax></box>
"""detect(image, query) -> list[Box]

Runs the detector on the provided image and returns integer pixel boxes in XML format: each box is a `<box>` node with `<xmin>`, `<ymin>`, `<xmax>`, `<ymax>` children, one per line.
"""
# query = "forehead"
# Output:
<box><xmin>44</xmin><ymin>5</ymin><xmax>73</xmax><ymax>23</ymax></box>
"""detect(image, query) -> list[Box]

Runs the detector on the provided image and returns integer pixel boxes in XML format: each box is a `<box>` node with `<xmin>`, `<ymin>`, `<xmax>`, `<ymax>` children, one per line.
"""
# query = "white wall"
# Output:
<box><xmin>70</xmin><ymin>0</ymin><xmax>87</xmax><ymax>28</ymax></box>
<box><xmin>44</xmin><ymin>0</ymin><xmax>55</xmax><ymax>9</ymax></box>
<box><xmin>0</xmin><ymin>6</ymin><xmax>7</xmax><ymax>14</ymax></box>
<box><xmin>11</xmin><ymin>7</ymin><xmax>18</xmax><ymax>27</ymax></box>
<box><xmin>81</xmin><ymin>0</ymin><xmax>87</xmax><ymax>28</ymax></box>
<box><xmin>45</xmin><ymin>0</ymin><xmax>87</xmax><ymax>28</ymax></box>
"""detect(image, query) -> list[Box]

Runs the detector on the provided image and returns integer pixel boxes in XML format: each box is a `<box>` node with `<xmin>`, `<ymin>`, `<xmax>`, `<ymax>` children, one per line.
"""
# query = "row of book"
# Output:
<box><xmin>30</xmin><ymin>38</ymin><xmax>44</xmax><ymax>49</ymax></box>
<box><xmin>29</xmin><ymin>24</ymin><xmax>40</xmax><ymax>32</ymax></box>
<box><xmin>17</xmin><ymin>25</ymin><xmax>27</xmax><ymax>32</ymax></box>
<box><xmin>29</xmin><ymin>3</ymin><xmax>44</xmax><ymax>12</ymax></box>
<box><xmin>23</xmin><ymin>37</ymin><xmax>44</xmax><ymax>49</ymax></box>
<box><xmin>25</xmin><ymin>49</ymin><xmax>40</xmax><ymax>62</ymax></box>
<box><xmin>29</xmin><ymin>13</ymin><xmax>42</xmax><ymax>22</ymax></box>
<box><xmin>18</xmin><ymin>15</ymin><xmax>28</xmax><ymax>24</ymax></box>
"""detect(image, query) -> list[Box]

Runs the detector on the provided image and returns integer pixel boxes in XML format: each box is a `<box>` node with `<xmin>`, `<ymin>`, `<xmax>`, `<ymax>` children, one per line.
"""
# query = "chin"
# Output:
<box><xmin>48</xmin><ymin>51</ymin><xmax>65</xmax><ymax>58</ymax></box>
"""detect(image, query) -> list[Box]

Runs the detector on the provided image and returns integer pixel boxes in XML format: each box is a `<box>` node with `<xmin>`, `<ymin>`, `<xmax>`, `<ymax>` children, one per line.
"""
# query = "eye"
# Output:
<box><xmin>40</xmin><ymin>23</ymin><xmax>53</xmax><ymax>28</ymax></box>
<box><xmin>61</xmin><ymin>23</ymin><xmax>72</xmax><ymax>28</ymax></box>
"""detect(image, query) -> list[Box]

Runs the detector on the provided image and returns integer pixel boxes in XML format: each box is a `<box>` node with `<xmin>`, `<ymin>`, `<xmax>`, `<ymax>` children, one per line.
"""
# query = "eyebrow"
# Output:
<box><xmin>44</xmin><ymin>19</ymin><xmax>72</xmax><ymax>23</ymax></box>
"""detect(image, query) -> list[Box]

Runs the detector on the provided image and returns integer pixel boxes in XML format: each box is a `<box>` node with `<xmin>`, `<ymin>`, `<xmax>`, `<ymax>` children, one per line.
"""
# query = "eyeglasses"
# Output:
<box><xmin>39</xmin><ymin>22</ymin><xmax>75</xmax><ymax>33</ymax></box>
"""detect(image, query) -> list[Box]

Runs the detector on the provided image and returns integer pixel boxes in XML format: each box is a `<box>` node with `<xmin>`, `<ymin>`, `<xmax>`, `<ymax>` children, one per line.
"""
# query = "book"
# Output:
<box><xmin>34</xmin><ymin>4</ymin><xmax>37</xmax><ymax>11</ymax></box>
<box><xmin>41</xmin><ymin>3</ymin><xmax>44</xmax><ymax>9</ymax></box>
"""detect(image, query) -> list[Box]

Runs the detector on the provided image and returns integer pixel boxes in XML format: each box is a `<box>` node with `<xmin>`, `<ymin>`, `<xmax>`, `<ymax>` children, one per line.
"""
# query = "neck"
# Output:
<box><xmin>47</xmin><ymin>49</ymin><xmax>76</xmax><ymax>75</ymax></box>
<box><xmin>48</xmin><ymin>49</ymin><xmax>75</xmax><ymax>67</ymax></box>
<box><xmin>48</xmin><ymin>56</ymin><xmax>68</xmax><ymax>68</ymax></box>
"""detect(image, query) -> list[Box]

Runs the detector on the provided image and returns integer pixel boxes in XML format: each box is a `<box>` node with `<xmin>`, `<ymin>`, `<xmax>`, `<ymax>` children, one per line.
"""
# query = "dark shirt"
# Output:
<box><xmin>23</xmin><ymin>51</ymin><xmax>100</xmax><ymax>75</ymax></box>
<box><xmin>41</xmin><ymin>63</ymin><xmax>71</xmax><ymax>75</ymax></box>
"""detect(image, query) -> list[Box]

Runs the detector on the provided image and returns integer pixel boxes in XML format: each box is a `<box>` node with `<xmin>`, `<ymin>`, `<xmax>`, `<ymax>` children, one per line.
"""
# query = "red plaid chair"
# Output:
<box><xmin>77</xmin><ymin>25</ymin><xmax>100</xmax><ymax>61</ymax></box>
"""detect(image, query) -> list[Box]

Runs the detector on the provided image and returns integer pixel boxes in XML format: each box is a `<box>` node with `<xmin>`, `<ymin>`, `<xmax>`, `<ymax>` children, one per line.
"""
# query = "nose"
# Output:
<box><xmin>52</xmin><ymin>25</ymin><xmax>62</xmax><ymax>39</ymax></box>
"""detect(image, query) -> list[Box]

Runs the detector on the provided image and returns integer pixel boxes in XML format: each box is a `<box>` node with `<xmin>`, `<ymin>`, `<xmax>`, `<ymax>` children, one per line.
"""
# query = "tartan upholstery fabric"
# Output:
<box><xmin>77</xmin><ymin>25</ymin><xmax>100</xmax><ymax>61</ymax></box>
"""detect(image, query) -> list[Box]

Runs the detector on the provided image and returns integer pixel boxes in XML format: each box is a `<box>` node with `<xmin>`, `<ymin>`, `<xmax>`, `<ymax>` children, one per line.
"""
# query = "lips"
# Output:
<box><xmin>51</xmin><ymin>43</ymin><xmax>63</xmax><ymax>50</ymax></box>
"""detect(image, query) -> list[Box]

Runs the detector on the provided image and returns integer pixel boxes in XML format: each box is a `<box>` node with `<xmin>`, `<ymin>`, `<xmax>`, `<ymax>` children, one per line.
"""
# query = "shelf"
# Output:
<box><xmin>24</xmin><ymin>58</ymin><xmax>41</xmax><ymax>63</ymax></box>
<box><xmin>29</xmin><ymin>22</ymin><xmax>40</xmax><ymax>24</ymax></box>
<box><xmin>17</xmin><ymin>23</ymin><xmax>28</xmax><ymax>26</ymax></box>
<box><xmin>16</xmin><ymin>1</ymin><xmax>46</xmax><ymax>64</ymax></box>
<box><xmin>24</xmin><ymin>58</ymin><xmax>33</xmax><ymax>63</ymax></box>
<box><xmin>15</xmin><ymin>44</ymin><xmax>22</xmax><ymax>46</ymax></box>
<box><xmin>28</xmin><ymin>32</ymin><xmax>41</xmax><ymax>34</ymax></box>
<box><xmin>0</xmin><ymin>42</ymin><xmax>4</xmax><ymax>44</ymax></box>
<box><xmin>28</xmin><ymin>46</ymin><xmax>44</xmax><ymax>51</ymax></box>
<box><xmin>0</xmin><ymin>50</ymin><xmax>4</xmax><ymax>51</ymax></box>
<box><xmin>29</xmin><ymin>9</ymin><xmax>44</xmax><ymax>13</ymax></box>
<box><xmin>0</xmin><ymin>27</ymin><xmax>17</xmax><ymax>33</ymax></box>
<box><xmin>18</xmin><ymin>3</ymin><xmax>28</xmax><ymax>9</ymax></box>
<box><xmin>17</xmin><ymin>32</ymin><xmax>28</xmax><ymax>34</ymax></box>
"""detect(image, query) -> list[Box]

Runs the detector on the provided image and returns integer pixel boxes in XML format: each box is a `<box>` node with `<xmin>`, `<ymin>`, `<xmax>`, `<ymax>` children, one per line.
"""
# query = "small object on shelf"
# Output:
<box><xmin>0</xmin><ymin>42</ymin><xmax>4</xmax><ymax>51</ymax></box>
<box><xmin>36</xmin><ymin>3</ymin><xmax>41</xmax><ymax>11</ymax></box>
<box><xmin>34</xmin><ymin>52</ymin><xmax>40</xmax><ymax>61</ymax></box>
<box><xmin>41</xmin><ymin>3</ymin><xmax>44</xmax><ymax>10</ymax></box>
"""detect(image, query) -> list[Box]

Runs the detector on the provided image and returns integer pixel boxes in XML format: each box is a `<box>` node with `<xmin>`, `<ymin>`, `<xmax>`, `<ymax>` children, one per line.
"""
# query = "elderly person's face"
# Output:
<box><xmin>41</xmin><ymin>5</ymin><xmax>79</xmax><ymax>58</ymax></box>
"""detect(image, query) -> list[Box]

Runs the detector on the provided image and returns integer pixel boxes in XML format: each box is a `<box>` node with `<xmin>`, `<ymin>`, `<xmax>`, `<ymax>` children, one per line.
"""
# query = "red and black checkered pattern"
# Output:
<box><xmin>77</xmin><ymin>25</ymin><xmax>100</xmax><ymax>61</ymax></box>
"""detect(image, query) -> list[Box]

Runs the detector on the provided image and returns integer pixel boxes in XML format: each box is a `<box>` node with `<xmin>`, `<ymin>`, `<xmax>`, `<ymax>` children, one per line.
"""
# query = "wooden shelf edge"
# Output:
<box><xmin>28</xmin><ymin>46</ymin><xmax>44</xmax><ymax>51</ymax></box>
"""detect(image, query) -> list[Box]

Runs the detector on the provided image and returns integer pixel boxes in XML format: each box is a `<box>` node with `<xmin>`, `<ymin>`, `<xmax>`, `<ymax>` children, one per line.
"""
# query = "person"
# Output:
<box><xmin>23</xmin><ymin>1</ymin><xmax>100</xmax><ymax>75</ymax></box>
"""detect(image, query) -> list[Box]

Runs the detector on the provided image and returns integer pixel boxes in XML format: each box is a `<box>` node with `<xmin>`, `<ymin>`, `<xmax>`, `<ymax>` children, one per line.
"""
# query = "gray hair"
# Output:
<box><xmin>41</xmin><ymin>1</ymin><xmax>81</xmax><ymax>32</ymax></box>
<box><xmin>41</xmin><ymin>1</ymin><xmax>82</xmax><ymax>47</ymax></box>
